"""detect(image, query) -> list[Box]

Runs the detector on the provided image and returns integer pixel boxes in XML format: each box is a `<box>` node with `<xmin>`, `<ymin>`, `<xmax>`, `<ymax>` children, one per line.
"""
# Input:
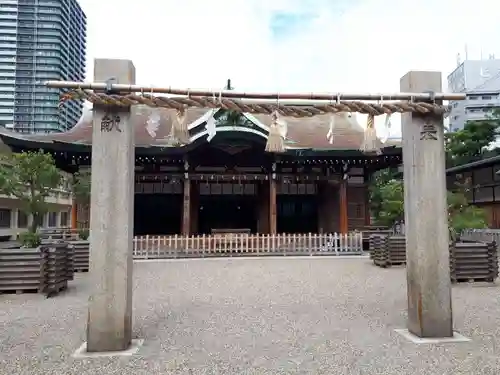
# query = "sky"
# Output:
<box><xmin>78</xmin><ymin>0</ymin><xmax>500</xmax><ymax>138</ymax></box>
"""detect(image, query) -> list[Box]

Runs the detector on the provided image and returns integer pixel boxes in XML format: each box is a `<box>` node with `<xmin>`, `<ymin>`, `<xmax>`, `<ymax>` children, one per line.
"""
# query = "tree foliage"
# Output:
<box><xmin>368</xmin><ymin>168</ymin><xmax>399</xmax><ymax>221</ymax></box>
<box><xmin>446</xmin><ymin>109</ymin><xmax>500</xmax><ymax>166</ymax></box>
<box><xmin>0</xmin><ymin>150</ymin><xmax>62</xmax><ymax>234</ymax></box>
<box><xmin>71</xmin><ymin>169</ymin><xmax>91</xmax><ymax>228</ymax></box>
<box><xmin>72</xmin><ymin>169</ymin><xmax>91</xmax><ymax>202</ymax></box>
<box><xmin>447</xmin><ymin>180</ymin><xmax>488</xmax><ymax>239</ymax></box>
<box><xmin>371</xmin><ymin>177</ymin><xmax>487</xmax><ymax>236</ymax></box>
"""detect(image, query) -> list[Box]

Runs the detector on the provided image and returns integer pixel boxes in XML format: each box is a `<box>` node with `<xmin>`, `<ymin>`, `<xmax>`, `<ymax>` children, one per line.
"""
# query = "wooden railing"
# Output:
<box><xmin>132</xmin><ymin>232</ymin><xmax>364</xmax><ymax>259</ymax></box>
<box><xmin>35</xmin><ymin>228</ymin><xmax>365</xmax><ymax>259</ymax></box>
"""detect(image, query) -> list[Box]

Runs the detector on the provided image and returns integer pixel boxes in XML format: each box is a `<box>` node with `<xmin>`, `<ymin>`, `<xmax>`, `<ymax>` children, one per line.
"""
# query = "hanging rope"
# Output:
<box><xmin>58</xmin><ymin>89</ymin><xmax>449</xmax><ymax>117</ymax></box>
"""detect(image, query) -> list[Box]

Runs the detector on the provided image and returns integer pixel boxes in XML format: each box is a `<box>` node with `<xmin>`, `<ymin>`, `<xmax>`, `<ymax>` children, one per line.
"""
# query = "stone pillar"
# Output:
<box><xmin>339</xmin><ymin>180</ymin><xmax>348</xmax><ymax>234</ymax></box>
<box><xmin>86</xmin><ymin>59</ymin><xmax>136</xmax><ymax>352</ymax></box>
<box><xmin>400</xmin><ymin>71</ymin><xmax>453</xmax><ymax>338</ymax></box>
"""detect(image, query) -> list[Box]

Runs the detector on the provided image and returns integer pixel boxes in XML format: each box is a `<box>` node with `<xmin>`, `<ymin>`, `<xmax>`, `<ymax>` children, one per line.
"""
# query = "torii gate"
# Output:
<box><xmin>49</xmin><ymin>59</ymin><xmax>466</xmax><ymax>354</ymax></box>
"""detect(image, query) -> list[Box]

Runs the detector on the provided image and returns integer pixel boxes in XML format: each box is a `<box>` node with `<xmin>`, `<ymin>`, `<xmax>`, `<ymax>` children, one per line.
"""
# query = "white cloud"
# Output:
<box><xmin>79</xmin><ymin>0</ymin><xmax>500</xmax><ymax>138</ymax></box>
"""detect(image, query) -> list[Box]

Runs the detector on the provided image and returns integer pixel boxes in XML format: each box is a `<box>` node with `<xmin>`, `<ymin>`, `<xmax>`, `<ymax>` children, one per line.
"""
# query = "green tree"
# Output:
<box><xmin>369</xmin><ymin>168</ymin><xmax>399</xmax><ymax>222</ymax></box>
<box><xmin>446</xmin><ymin>109</ymin><xmax>500</xmax><ymax>166</ymax></box>
<box><xmin>71</xmin><ymin>169</ymin><xmax>91</xmax><ymax>228</ymax></box>
<box><xmin>0</xmin><ymin>150</ymin><xmax>62</xmax><ymax>235</ymax></box>
<box><xmin>447</xmin><ymin>180</ymin><xmax>488</xmax><ymax>240</ymax></box>
<box><xmin>377</xmin><ymin>179</ymin><xmax>405</xmax><ymax>226</ymax></box>
<box><xmin>72</xmin><ymin>169</ymin><xmax>91</xmax><ymax>202</ymax></box>
<box><xmin>372</xmin><ymin>177</ymin><xmax>487</xmax><ymax>236</ymax></box>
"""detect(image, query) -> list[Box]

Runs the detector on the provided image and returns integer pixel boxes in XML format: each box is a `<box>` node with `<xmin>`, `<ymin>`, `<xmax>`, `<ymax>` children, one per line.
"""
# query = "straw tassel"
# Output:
<box><xmin>265</xmin><ymin>110</ymin><xmax>286</xmax><ymax>153</ymax></box>
<box><xmin>360</xmin><ymin>113</ymin><xmax>380</xmax><ymax>153</ymax></box>
<box><xmin>170</xmin><ymin>107</ymin><xmax>190</xmax><ymax>145</ymax></box>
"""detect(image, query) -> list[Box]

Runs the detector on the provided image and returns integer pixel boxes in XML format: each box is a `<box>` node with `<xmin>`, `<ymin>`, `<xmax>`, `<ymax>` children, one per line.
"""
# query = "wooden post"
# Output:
<box><xmin>401</xmin><ymin>71</ymin><xmax>452</xmax><ymax>338</ymax></box>
<box><xmin>339</xmin><ymin>180</ymin><xmax>348</xmax><ymax>234</ymax></box>
<box><xmin>182</xmin><ymin>159</ymin><xmax>191</xmax><ymax>235</ymax></box>
<box><xmin>71</xmin><ymin>199</ymin><xmax>77</xmax><ymax>229</ymax></box>
<box><xmin>269</xmin><ymin>163</ymin><xmax>277</xmax><ymax>234</ymax></box>
<box><xmin>86</xmin><ymin>59</ymin><xmax>135</xmax><ymax>352</ymax></box>
<box><xmin>364</xmin><ymin>169</ymin><xmax>371</xmax><ymax>226</ymax></box>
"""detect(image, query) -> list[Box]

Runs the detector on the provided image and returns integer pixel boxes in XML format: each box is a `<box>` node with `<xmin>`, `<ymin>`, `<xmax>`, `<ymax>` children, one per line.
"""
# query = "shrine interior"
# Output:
<box><xmin>132</xmin><ymin>136</ymin><xmax>324</xmax><ymax>236</ymax></box>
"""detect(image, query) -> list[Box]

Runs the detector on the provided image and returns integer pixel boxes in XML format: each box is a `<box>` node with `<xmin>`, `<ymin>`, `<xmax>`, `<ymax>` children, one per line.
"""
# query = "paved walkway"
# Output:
<box><xmin>0</xmin><ymin>257</ymin><xmax>499</xmax><ymax>374</ymax></box>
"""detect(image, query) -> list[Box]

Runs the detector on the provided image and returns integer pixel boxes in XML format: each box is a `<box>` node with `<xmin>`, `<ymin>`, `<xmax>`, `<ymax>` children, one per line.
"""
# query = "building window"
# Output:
<box><xmin>60</xmin><ymin>211</ymin><xmax>69</xmax><ymax>227</ymax></box>
<box><xmin>17</xmin><ymin>211</ymin><xmax>28</xmax><ymax>228</ymax></box>
<box><xmin>482</xmin><ymin>95</ymin><xmax>492</xmax><ymax>100</ymax></box>
<box><xmin>48</xmin><ymin>212</ymin><xmax>58</xmax><ymax>227</ymax></box>
<box><xmin>0</xmin><ymin>208</ymin><xmax>11</xmax><ymax>228</ymax></box>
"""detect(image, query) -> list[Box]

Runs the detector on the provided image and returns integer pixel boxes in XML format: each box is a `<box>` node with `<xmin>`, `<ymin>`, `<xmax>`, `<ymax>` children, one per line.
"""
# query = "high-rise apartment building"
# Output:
<box><xmin>0</xmin><ymin>0</ymin><xmax>86</xmax><ymax>133</ymax></box>
<box><xmin>448</xmin><ymin>58</ymin><xmax>500</xmax><ymax>131</ymax></box>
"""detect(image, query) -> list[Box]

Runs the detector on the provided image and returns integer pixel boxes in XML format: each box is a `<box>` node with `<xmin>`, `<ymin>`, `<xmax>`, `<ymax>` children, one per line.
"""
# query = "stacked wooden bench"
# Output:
<box><xmin>450</xmin><ymin>241</ymin><xmax>499</xmax><ymax>283</ymax></box>
<box><xmin>0</xmin><ymin>242</ymin><xmax>74</xmax><ymax>297</ymax></box>
<box><xmin>370</xmin><ymin>234</ymin><xmax>499</xmax><ymax>283</ymax></box>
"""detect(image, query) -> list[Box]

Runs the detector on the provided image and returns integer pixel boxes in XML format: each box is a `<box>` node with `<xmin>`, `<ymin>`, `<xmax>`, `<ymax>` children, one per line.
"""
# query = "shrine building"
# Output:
<box><xmin>0</xmin><ymin>107</ymin><xmax>401</xmax><ymax>236</ymax></box>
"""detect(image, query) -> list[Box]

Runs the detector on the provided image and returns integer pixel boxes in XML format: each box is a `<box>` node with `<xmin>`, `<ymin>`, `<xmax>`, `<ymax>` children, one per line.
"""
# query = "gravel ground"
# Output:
<box><xmin>0</xmin><ymin>257</ymin><xmax>499</xmax><ymax>375</ymax></box>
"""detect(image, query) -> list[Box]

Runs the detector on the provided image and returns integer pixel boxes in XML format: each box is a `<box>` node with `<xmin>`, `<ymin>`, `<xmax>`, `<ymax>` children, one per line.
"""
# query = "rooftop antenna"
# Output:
<box><xmin>456</xmin><ymin>53</ymin><xmax>461</xmax><ymax>66</ymax></box>
<box><xmin>225</xmin><ymin>79</ymin><xmax>233</xmax><ymax>91</ymax></box>
<box><xmin>465</xmin><ymin>44</ymin><xmax>469</xmax><ymax>60</ymax></box>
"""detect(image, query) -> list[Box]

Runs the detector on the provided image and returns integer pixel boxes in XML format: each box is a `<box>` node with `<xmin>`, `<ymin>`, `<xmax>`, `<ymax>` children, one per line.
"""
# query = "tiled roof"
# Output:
<box><xmin>0</xmin><ymin>106</ymin><xmax>392</xmax><ymax>150</ymax></box>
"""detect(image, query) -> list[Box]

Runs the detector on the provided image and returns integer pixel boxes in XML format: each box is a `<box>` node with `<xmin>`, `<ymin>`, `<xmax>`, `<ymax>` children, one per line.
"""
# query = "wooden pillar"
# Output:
<box><xmin>190</xmin><ymin>182</ymin><xmax>199</xmax><ymax>234</ymax></box>
<box><xmin>364</xmin><ymin>170</ymin><xmax>371</xmax><ymax>226</ymax></box>
<box><xmin>269</xmin><ymin>178</ymin><xmax>277</xmax><ymax>234</ymax></box>
<box><xmin>401</xmin><ymin>71</ymin><xmax>452</xmax><ymax>338</ymax></box>
<box><xmin>182</xmin><ymin>160</ymin><xmax>190</xmax><ymax>235</ymax></box>
<box><xmin>269</xmin><ymin>162</ymin><xmax>277</xmax><ymax>234</ymax></box>
<box><xmin>257</xmin><ymin>182</ymin><xmax>269</xmax><ymax>233</ymax></box>
<box><xmin>339</xmin><ymin>180</ymin><xmax>348</xmax><ymax>234</ymax></box>
<box><xmin>71</xmin><ymin>199</ymin><xmax>77</xmax><ymax>229</ymax></box>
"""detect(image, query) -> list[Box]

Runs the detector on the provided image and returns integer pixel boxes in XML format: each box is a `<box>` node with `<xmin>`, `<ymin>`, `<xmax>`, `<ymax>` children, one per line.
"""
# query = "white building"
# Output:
<box><xmin>448</xmin><ymin>58</ymin><xmax>500</xmax><ymax>131</ymax></box>
<box><xmin>0</xmin><ymin>187</ymin><xmax>72</xmax><ymax>240</ymax></box>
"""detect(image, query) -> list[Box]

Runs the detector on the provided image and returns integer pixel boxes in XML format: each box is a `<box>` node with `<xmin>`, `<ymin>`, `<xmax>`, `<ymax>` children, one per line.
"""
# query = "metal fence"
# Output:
<box><xmin>132</xmin><ymin>232</ymin><xmax>364</xmax><ymax>259</ymax></box>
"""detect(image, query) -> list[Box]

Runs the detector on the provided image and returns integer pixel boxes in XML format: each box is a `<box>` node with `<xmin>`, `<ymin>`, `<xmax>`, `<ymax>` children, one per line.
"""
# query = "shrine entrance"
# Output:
<box><xmin>133</xmin><ymin>179</ymin><xmax>183</xmax><ymax>236</ymax></box>
<box><xmin>197</xmin><ymin>190</ymin><xmax>257</xmax><ymax>234</ymax></box>
<box><xmin>277</xmin><ymin>194</ymin><xmax>319</xmax><ymax>233</ymax></box>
